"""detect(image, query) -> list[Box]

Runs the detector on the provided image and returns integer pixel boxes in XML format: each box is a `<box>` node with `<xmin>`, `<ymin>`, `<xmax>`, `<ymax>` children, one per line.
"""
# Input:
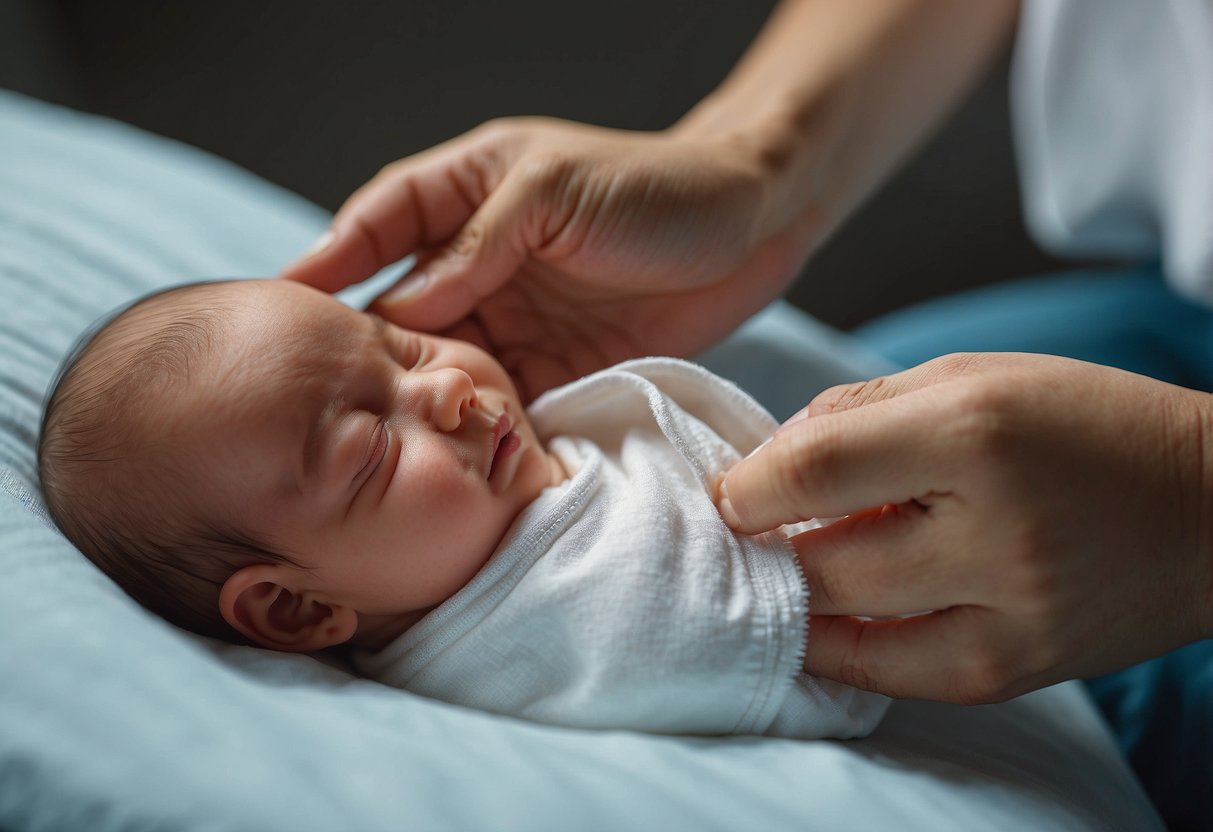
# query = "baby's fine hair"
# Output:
<box><xmin>38</xmin><ymin>282</ymin><xmax>294</xmax><ymax>641</ymax></box>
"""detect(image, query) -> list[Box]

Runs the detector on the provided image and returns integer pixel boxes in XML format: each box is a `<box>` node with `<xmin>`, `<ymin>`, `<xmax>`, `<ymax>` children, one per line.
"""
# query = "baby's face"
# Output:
<box><xmin>166</xmin><ymin>280</ymin><xmax>563</xmax><ymax>635</ymax></box>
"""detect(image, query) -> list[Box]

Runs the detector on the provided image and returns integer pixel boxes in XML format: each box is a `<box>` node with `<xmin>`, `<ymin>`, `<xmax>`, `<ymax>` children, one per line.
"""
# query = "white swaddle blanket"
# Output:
<box><xmin>354</xmin><ymin>358</ymin><xmax>888</xmax><ymax>738</ymax></box>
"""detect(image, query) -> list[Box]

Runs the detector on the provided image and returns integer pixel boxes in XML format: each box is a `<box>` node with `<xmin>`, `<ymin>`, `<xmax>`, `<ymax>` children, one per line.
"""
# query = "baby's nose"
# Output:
<box><xmin>425</xmin><ymin>368</ymin><xmax>477</xmax><ymax>432</ymax></box>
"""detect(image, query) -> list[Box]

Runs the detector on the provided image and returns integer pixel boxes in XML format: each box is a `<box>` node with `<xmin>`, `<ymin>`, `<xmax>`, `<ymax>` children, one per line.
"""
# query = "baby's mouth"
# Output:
<box><xmin>488</xmin><ymin>412</ymin><xmax>521</xmax><ymax>481</ymax></box>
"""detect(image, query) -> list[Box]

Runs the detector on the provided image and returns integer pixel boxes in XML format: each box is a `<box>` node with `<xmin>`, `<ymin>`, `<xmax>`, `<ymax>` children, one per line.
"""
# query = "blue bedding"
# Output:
<box><xmin>0</xmin><ymin>89</ymin><xmax>1164</xmax><ymax>831</ymax></box>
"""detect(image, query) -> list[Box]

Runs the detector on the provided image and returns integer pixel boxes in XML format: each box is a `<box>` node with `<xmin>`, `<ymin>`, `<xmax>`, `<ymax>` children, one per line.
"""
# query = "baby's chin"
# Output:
<box><xmin>541</xmin><ymin>447</ymin><xmax>569</xmax><ymax>488</ymax></box>
<box><xmin>515</xmin><ymin>419</ymin><xmax>567</xmax><ymax>491</ymax></box>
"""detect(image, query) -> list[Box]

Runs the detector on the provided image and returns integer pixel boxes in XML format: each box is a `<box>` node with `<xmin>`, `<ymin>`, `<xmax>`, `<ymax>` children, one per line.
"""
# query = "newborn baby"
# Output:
<box><xmin>39</xmin><ymin>279</ymin><xmax>888</xmax><ymax>739</ymax></box>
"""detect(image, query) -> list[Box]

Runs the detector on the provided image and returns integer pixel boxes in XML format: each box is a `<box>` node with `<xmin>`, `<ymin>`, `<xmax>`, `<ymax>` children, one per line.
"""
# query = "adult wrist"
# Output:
<box><xmin>669</xmin><ymin>89</ymin><xmax>845</xmax><ymax>248</ymax></box>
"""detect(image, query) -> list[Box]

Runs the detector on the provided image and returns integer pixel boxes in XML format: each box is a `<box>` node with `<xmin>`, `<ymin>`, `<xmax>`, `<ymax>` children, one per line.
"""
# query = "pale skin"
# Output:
<box><xmin>281</xmin><ymin>0</ymin><xmax>1213</xmax><ymax>702</ymax></box>
<box><xmin>134</xmin><ymin>281</ymin><xmax>835</xmax><ymax>664</ymax></box>
<box><xmin>146</xmin><ymin>280</ymin><xmax>566</xmax><ymax>653</ymax></box>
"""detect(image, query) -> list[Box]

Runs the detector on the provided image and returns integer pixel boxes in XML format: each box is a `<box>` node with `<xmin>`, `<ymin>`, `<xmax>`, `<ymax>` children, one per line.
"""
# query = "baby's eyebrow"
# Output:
<box><xmin>302</xmin><ymin>396</ymin><xmax>345</xmax><ymax>480</ymax></box>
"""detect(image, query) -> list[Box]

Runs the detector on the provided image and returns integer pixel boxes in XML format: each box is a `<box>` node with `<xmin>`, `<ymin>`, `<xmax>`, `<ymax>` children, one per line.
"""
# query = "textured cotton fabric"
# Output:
<box><xmin>355</xmin><ymin>358</ymin><xmax>888</xmax><ymax>738</ymax></box>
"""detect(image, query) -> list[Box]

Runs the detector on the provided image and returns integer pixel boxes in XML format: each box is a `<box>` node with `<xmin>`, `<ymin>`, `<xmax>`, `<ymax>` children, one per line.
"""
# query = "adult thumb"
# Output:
<box><xmin>370</xmin><ymin>177</ymin><xmax>532</xmax><ymax>330</ymax></box>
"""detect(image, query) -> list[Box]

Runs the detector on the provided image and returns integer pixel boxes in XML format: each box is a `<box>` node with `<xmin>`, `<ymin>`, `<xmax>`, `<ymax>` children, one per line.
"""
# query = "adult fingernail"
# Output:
<box><xmin>302</xmin><ymin>230</ymin><xmax>334</xmax><ymax>258</ymax></box>
<box><xmin>717</xmin><ymin>479</ymin><xmax>742</xmax><ymax>529</ymax></box>
<box><xmin>775</xmin><ymin>406</ymin><xmax>811</xmax><ymax>436</ymax></box>
<box><xmin>742</xmin><ymin>436</ymin><xmax>772</xmax><ymax>461</ymax></box>
<box><xmin>381</xmin><ymin>272</ymin><xmax>430</xmax><ymax>306</ymax></box>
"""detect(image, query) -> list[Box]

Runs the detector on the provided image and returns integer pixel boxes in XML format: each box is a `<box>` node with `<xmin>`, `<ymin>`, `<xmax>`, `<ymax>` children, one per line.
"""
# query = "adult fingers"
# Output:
<box><xmin>800</xmin><ymin>352</ymin><xmax>1008</xmax><ymax>421</ymax></box>
<box><xmin>366</xmin><ymin>164</ymin><xmax>541</xmax><ymax>330</ymax></box>
<box><xmin>720</xmin><ymin>354</ymin><xmax>1019</xmax><ymax>533</ymax></box>
<box><xmin>718</xmin><ymin>388</ymin><xmax>957</xmax><ymax>534</ymax></box>
<box><xmin>786</xmin><ymin>501</ymin><xmax>973</xmax><ymax>617</ymax></box>
<box><xmin>803</xmin><ymin>610</ymin><xmax>1038</xmax><ymax>703</ymax></box>
<box><xmin>280</xmin><ymin>138</ymin><xmax>492</xmax><ymax>292</ymax></box>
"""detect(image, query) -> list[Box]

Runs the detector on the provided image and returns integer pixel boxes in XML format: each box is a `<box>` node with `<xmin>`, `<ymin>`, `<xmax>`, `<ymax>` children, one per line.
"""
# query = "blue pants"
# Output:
<box><xmin>853</xmin><ymin>264</ymin><xmax>1213</xmax><ymax>830</ymax></box>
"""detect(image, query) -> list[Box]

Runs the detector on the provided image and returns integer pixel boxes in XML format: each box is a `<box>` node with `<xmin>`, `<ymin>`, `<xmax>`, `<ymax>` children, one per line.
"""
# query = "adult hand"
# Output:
<box><xmin>717</xmin><ymin>352</ymin><xmax>1213</xmax><ymax>703</ymax></box>
<box><xmin>281</xmin><ymin>117</ymin><xmax>823</xmax><ymax>401</ymax></box>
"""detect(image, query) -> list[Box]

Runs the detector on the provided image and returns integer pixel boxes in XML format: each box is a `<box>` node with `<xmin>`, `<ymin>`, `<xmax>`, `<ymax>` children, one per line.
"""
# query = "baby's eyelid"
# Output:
<box><xmin>354</xmin><ymin>419</ymin><xmax>388</xmax><ymax>487</ymax></box>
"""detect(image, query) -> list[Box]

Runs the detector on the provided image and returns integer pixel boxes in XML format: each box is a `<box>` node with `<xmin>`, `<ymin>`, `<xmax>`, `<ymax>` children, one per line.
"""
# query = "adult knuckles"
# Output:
<box><xmin>472</xmin><ymin>116</ymin><xmax>542</xmax><ymax>147</ymax></box>
<box><xmin>813</xmin><ymin>353</ymin><xmax>984</xmax><ymax>415</ymax></box>
<box><xmin>369</xmin><ymin>157</ymin><xmax>412</xmax><ymax>187</ymax></box>
<box><xmin>921</xmin><ymin>352</ymin><xmax>996</xmax><ymax>381</ymax></box>
<box><xmin>460</xmin><ymin>119</ymin><xmax>551</xmax><ymax>177</ymax></box>
<box><xmin>814</xmin><ymin>376</ymin><xmax>891</xmax><ymax>414</ymax></box>
<box><xmin>479</xmin><ymin>117</ymin><xmax>607</xmax><ymax>180</ymax></box>
<box><xmin>942</xmin><ymin>377</ymin><xmax>1023</xmax><ymax>466</ymax></box>
<box><xmin>475</xmin><ymin>116</ymin><xmax>520</xmax><ymax>140</ymax></box>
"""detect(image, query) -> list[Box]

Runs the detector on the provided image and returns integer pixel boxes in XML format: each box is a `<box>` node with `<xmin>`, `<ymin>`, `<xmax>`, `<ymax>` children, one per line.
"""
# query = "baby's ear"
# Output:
<box><xmin>219</xmin><ymin>564</ymin><xmax>358</xmax><ymax>652</ymax></box>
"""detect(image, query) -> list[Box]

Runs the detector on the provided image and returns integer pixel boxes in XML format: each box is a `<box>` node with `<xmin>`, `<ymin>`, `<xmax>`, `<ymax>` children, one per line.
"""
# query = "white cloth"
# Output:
<box><xmin>354</xmin><ymin>358</ymin><xmax>888</xmax><ymax>739</ymax></box>
<box><xmin>1013</xmin><ymin>0</ymin><xmax>1213</xmax><ymax>300</ymax></box>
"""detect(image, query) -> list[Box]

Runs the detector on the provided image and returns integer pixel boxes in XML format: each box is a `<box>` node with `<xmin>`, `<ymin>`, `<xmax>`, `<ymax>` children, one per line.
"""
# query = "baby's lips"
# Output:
<box><xmin>486</xmin><ymin>412</ymin><xmax>513</xmax><ymax>479</ymax></box>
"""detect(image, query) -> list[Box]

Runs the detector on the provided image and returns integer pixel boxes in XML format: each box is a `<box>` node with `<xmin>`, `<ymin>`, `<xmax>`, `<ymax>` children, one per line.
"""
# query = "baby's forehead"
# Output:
<box><xmin>212</xmin><ymin>286</ymin><xmax>365</xmax><ymax>392</ymax></box>
<box><xmin>111</xmin><ymin>281</ymin><xmax>360</xmax><ymax>411</ymax></box>
<box><xmin>198</xmin><ymin>279</ymin><xmax>362</xmax><ymax>347</ymax></box>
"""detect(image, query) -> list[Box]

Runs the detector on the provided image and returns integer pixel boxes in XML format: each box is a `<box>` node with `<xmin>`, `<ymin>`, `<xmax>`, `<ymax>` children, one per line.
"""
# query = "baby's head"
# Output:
<box><xmin>39</xmin><ymin>279</ymin><xmax>563</xmax><ymax>651</ymax></box>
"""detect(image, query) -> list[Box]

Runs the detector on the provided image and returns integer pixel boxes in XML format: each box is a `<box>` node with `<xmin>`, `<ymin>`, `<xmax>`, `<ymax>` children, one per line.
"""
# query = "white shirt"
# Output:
<box><xmin>1013</xmin><ymin>0</ymin><xmax>1213</xmax><ymax>300</ymax></box>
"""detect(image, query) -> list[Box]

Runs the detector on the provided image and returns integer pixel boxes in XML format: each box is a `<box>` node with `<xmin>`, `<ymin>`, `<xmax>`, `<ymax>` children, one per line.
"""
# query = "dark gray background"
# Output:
<box><xmin>2</xmin><ymin>0</ymin><xmax>1075</xmax><ymax>330</ymax></box>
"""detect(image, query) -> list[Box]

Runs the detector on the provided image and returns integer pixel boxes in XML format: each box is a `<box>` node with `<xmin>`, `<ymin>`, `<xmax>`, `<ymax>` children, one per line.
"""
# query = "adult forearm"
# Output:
<box><xmin>674</xmin><ymin>0</ymin><xmax>1020</xmax><ymax>246</ymax></box>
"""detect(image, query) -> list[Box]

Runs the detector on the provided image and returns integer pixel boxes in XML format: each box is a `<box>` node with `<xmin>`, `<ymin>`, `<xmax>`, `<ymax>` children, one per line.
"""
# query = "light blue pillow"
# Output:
<box><xmin>0</xmin><ymin>89</ymin><xmax>1163</xmax><ymax>831</ymax></box>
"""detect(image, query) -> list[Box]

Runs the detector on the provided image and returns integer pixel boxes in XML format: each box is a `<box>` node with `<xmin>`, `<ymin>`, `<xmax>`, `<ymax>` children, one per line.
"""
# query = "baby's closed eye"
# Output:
<box><xmin>355</xmin><ymin>420</ymin><xmax>388</xmax><ymax>485</ymax></box>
